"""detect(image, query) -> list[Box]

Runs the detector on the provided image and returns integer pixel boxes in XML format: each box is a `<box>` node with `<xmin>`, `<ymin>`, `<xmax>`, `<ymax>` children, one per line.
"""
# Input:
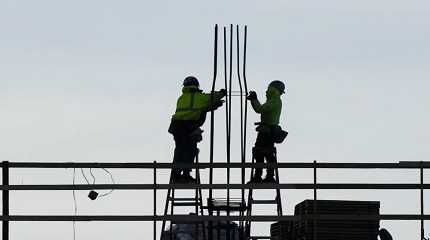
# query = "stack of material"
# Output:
<box><xmin>271</xmin><ymin>200</ymin><xmax>380</xmax><ymax>240</ymax></box>
<box><xmin>270</xmin><ymin>221</ymin><xmax>294</xmax><ymax>240</ymax></box>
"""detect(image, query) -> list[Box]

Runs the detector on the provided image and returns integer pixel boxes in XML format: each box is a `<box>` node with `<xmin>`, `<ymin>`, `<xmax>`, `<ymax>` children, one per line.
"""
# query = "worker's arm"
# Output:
<box><xmin>247</xmin><ymin>91</ymin><xmax>274</xmax><ymax>113</ymax></box>
<box><xmin>202</xmin><ymin>89</ymin><xmax>226</xmax><ymax>111</ymax></box>
<box><xmin>211</xmin><ymin>89</ymin><xmax>227</xmax><ymax>101</ymax></box>
<box><xmin>251</xmin><ymin>98</ymin><xmax>274</xmax><ymax>113</ymax></box>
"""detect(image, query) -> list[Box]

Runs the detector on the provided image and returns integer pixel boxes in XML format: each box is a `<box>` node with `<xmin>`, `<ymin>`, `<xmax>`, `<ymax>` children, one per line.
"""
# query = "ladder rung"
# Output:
<box><xmin>248</xmin><ymin>236</ymin><xmax>273</xmax><ymax>240</ymax></box>
<box><xmin>250</xmin><ymin>200</ymin><xmax>278</xmax><ymax>204</ymax></box>
<box><xmin>169</xmin><ymin>197</ymin><xmax>198</xmax><ymax>201</ymax></box>
<box><xmin>172</xmin><ymin>202</ymin><xmax>200</xmax><ymax>206</ymax></box>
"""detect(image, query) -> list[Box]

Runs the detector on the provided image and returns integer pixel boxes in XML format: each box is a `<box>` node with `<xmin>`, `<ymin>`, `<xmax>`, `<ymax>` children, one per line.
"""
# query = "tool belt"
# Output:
<box><xmin>189</xmin><ymin>128</ymin><xmax>203</xmax><ymax>143</ymax></box>
<box><xmin>168</xmin><ymin>120</ymin><xmax>203</xmax><ymax>143</ymax></box>
<box><xmin>255</xmin><ymin>122</ymin><xmax>288</xmax><ymax>144</ymax></box>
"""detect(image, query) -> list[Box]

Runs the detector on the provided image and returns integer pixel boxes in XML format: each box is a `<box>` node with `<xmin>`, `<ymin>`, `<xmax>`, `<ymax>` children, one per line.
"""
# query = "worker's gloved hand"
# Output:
<box><xmin>206</xmin><ymin>100</ymin><xmax>225</xmax><ymax>111</ymax></box>
<box><xmin>213</xmin><ymin>100</ymin><xmax>225</xmax><ymax>109</ymax></box>
<box><xmin>219</xmin><ymin>88</ymin><xmax>227</xmax><ymax>96</ymax></box>
<box><xmin>247</xmin><ymin>91</ymin><xmax>257</xmax><ymax>100</ymax></box>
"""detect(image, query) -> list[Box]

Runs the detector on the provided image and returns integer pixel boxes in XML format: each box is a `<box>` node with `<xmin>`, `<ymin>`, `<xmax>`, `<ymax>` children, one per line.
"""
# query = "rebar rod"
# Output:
<box><xmin>227</xmin><ymin>24</ymin><xmax>234</xmax><ymax>226</ymax></box>
<box><xmin>209</xmin><ymin>23</ymin><xmax>218</xmax><ymax>211</ymax></box>
<box><xmin>241</xmin><ymin>26</ymin><xmax>248</xmax><ymax>213</ymax></box>
<box><xmin>223</xmin><ymin>27</ymin><xmax>231</xmax><ymax>220</ymax></box>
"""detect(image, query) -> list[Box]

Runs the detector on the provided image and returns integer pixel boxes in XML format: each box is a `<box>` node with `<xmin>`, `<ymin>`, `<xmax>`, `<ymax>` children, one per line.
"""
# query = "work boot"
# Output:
<box><xmin>171</xmin><ymin>172</ymin><xmax>183</xmax><ymax>183</ymax></box>
<box><xmin>248</xmin><ymin>175</ymin><xmax>263</xmax><ymax>184</ymax></box>
<box><xmin>262</xmin><ymin>175</ymin><xmax>276</xmax><ymax>183</ymax></box>
<box><xmin>181</xmin><ymin>174</ymin><xmax>197</xmax><ymax>183</ymax></box>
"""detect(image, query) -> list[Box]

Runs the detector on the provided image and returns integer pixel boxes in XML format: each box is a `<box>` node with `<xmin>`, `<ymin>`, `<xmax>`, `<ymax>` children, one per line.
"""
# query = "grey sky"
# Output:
<box><xmin>1</xmin><ymin>0</ymin><xmax>430</xmax><ymax>239</ymax></box>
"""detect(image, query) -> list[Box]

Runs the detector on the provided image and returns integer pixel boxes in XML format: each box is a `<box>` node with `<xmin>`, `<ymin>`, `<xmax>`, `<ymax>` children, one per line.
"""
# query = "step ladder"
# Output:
<box><xmin>245</xmin><ymin>147</ymin><xmax>283</xmax><ymax>240</ymax></box>
<box><xmin>160</xmin><ymin>149</ymin><xmax>206</xmax><ymax>240</ymax></box>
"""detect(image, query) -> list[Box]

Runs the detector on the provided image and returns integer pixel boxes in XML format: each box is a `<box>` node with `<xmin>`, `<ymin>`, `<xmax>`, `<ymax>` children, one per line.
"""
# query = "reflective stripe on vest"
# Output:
<box><xmin>176</xmin><ymin>92</ymin><xmax>196</xmax><ymax>112</ymax></box>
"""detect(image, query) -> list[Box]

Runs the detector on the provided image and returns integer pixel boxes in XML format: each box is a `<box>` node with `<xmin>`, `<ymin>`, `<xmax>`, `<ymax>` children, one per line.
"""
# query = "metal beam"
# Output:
<box><xmin>4</xmin><ymin>161</ymin><xmax>430</xmax><ymax>169</ymax></box>
<box><xmin>2</xmin><ymin>214</ymin><xmax>430</xmax><ymax>222</ymax></box>
<box><xmin>1</xmin><ymin>183</ymin><xmax>430</xmax><ymax>190</ymax></box>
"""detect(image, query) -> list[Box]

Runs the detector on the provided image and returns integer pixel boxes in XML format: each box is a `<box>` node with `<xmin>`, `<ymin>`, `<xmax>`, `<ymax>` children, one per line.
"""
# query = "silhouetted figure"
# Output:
<box><xmin>379</xmin><ymin>228</ymin><xmax>393</xmax><ymax>240</ymax></box>
<box><xmin>168</xmin><ymin>76</ymin><xmax>226</xmax><ymax>182</ymax></box>
<box><xmin>247</xmin><ymin>80</ymin><xmax>287</xmax><ymax>183</ymax></box>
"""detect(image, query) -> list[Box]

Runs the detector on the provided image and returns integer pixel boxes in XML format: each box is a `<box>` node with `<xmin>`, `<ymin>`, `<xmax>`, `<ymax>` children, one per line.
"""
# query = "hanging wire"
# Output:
<box><xmin>98</xmin><ymin>168</ymin><xmax>115</xmax><ymax>198</ymax></box>
<box><xmin>89</xmin><ymin>168</ymin><xmax>96</xmax><ymax>184</ymax></box>
<box><xmin>80</xmin><ymin>168</ymin><xmax>90</xmax><ymax>185</ymax></box>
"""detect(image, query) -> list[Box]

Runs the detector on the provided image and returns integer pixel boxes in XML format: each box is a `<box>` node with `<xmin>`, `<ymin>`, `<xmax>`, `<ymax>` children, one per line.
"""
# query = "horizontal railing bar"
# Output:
<box><xmin>2</xmin><ymin>161</ymin><xmax>430</xmax><ymax>169</ymax></box>
<box><xmin>1</xmin><ymin>214</ymin><xmax>430</xmax><ymax>221</ymax></box>
<box><xmin>1</xmin><ymin>183</ymin><xmax>430</xmax><ymax>190</ymax></box>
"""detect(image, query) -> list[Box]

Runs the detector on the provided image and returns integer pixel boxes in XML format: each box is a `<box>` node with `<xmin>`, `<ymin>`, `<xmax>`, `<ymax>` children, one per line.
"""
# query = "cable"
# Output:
<box><xmin>89</xmin><ymin>168</ymin><xmax>96</xmax><ymax>184</ymax></box>
<box><xmin>98</xmin><ymin>168</ymin><xmax>115</xmax><ymax>198</ymax></box>
<box><xmin>81</xmin><ymin>167</ymin><xmax>115</xmax><ymax>199</ymax></box>
<box><xmin>80</xmin><ymin>168</ymin><xmax>90</xmax><ymax>185</ymax></box>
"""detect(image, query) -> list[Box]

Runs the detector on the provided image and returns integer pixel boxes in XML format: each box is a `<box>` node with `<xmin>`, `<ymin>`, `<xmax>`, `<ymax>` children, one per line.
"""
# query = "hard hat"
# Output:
<box><xmin>268</xmin><ymin>80</ymin><xmax>285</xmax><ymax>94</ymax></box>
<box><xmin>183</xmin><ymin>76</ymin><xmax>200</xmax><ymax>87</ymax></box>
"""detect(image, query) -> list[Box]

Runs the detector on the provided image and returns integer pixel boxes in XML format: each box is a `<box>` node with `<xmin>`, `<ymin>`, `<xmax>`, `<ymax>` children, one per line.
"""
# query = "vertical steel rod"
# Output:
<box><xmin>209</xmin><ymin>24</ymin><xmax>218</xmax><ymax>240</ymax></box>
<box><xmin>153</xmin><ymin>161</ymin><xmax>157</xmax><ymax>240</ymax></box>
<box><xmin>3</xmin><ymin>161</ymin><xmax>10</xmax><ymax>240</ymax></box>
<box><xmin>223</xmin><ymin>25</ymin><xmax>230</xmax><ymax>240</ymax></box>
<box><xmin>223</xmin><ymin>25</ymin><xmax>230</xmax><ymax>222</ymax></box>
<box><xmin>421</xmin><ymin>163</ymin><xmax>424</xmax><ymax>240</ymax></box>
<box><xmin>241</xmin><ymin>26</ymin><xmax>248</xmax><ymax>239</ymax></box>
<box><xmin>235</xmin><ymin>24</ymin><xmax>244</xmax><ymax>201</ymax></box>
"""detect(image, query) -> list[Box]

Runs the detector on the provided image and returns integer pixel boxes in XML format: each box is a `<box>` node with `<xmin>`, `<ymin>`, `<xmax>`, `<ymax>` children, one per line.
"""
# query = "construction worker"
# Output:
<box><xmin>168</xmin><ymin>76</ymin><xmax>226</xmax><ymax>182</ymax></box>
<box><xmin>247</xmin><ymin>80</ymin><xmax>288</xmax><ymax>183</ymax></box>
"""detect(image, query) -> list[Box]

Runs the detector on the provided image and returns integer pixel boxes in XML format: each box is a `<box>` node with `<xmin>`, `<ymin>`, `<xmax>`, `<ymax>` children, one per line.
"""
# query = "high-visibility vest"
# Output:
<box><xmin>250</xmin><ymin>87</ymin><xmax>282</xmax><ymax>125</ymax></box>
<box><xmin>172</xmin><ymin>87</ymin><xmax>215</xmax><ymax>121</ymax></box>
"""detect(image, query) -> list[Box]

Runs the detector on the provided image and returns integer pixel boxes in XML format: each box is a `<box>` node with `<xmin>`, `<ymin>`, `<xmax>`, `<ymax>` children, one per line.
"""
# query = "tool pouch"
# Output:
<box><xmin>273</xmin><ymin>125</ymin><xmax>288</xmax><ymax>144</ymax></box>
<box><xmin>189</xmin><ymin>128</ymin><xmax>204</xmax><ymax>143</ymax></box>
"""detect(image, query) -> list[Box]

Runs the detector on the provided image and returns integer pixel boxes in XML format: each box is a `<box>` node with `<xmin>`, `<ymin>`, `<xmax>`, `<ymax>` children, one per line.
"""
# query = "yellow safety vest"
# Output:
<box><xmin>172</xmin><ymin>87</ymin><xmax>212</xmax><ymax>121</ymax></box>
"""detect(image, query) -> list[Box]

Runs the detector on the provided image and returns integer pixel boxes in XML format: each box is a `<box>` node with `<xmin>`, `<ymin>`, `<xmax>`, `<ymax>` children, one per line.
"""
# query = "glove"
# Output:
<box><xmin>206</xmin><ymin>100</ymin><xmax>225</xmax><ymax>111</ymax></box>
<box><xmin>213</xmin><ymin>100</ymin><xmax>225</xmax><ymax>109</ymax></box>
<box><xmin>247</xmin><ymin>91</ymin><xmax>257</xmax><ymax>100</ymax></box>
<box><xmin>219</xmin><ymin>88</ymin><xmax>227</xmax><ymax>96</ymax></box>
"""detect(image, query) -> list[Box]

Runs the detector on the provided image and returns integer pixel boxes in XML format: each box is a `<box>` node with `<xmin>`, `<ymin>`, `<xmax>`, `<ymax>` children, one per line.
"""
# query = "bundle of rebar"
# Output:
<box><xmin>271</xmin><ymin>200</ymin><xmax>380</xmax><ymax>240</ymax></box>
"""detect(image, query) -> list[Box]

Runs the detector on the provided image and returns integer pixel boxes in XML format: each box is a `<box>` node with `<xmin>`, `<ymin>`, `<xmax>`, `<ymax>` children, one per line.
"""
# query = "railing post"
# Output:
<box><xmin>3</xmin><ymin>161</ymin><xmax>10</xmax><ymax>240</ymax></box>
<box><xmin>153</xmin><ymin>161</ymin><xmax>157</xmax><ymax>240</ymax></box>
<box><xmin>420</xmin><ymin>162</ymin><xmax>424</xmax><ymax>240</ymax></box>
<box><xmin>313</xmin><ymin>160</ymin><xmax>317</xmax><ymax>240</ymax></box>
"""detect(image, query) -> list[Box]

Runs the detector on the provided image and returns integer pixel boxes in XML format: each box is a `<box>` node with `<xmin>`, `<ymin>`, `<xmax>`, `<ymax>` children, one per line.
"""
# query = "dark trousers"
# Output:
<box><xmin>173</xmin><ymin>133</ymin><xmax>198</xmax><ymax>176</ymax></box>
<box><xmin>253</xmin><ymin>131</ymin><xmax>276</xmax><ymax>178</ymax></box>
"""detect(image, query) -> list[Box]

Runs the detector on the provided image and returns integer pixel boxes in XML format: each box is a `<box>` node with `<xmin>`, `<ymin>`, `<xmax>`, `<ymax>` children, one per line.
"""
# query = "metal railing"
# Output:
<box><xmin>1</xmin><ymin>160</ymin><xmax>429</xmax><ymax>240</ymax></box>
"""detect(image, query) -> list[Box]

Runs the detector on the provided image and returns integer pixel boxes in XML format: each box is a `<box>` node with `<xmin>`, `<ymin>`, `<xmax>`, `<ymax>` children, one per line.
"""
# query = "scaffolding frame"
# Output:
<box><xmin>1</xmin><ymin>160</ymin><xmax>429</xmax><ymax>240</ymax></box>
<box><xmin>1</xmin><ymin>25</ymin><xmax>428</xmax><ymax>240</ymax></box>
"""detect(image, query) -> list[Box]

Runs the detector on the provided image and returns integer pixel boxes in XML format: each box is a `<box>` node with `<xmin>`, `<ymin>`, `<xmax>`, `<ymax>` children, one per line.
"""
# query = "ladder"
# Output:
<box><xmin>245</xmin><ymin>147</ymin><xmax>283</xmax><ymax>240</ymax></box>
<box><xmin>160</xmin><ymin>149</ymin><xmax>206</xmax><ymax>240</ymax></box>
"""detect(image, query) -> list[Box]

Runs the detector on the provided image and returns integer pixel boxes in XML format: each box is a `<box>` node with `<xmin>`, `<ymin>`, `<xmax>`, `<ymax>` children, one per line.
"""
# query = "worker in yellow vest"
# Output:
<box><xmin>247</xmin><ymin>80</ymin><xmax>288</xmax><ymax>183</ymax></box>
<box><xmin>168</xmin><ymin>76</ymin><xmax>226</xmax><ymax>182</ymax></box>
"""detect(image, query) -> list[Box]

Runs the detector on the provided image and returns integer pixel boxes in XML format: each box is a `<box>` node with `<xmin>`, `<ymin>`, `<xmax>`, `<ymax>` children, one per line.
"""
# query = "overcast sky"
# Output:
<box><xmin>1</xmin><ymin>0</ymin><xmax>430</xmax><ymax>239</ymax></box>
